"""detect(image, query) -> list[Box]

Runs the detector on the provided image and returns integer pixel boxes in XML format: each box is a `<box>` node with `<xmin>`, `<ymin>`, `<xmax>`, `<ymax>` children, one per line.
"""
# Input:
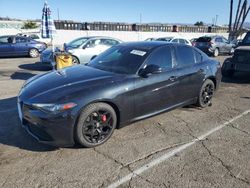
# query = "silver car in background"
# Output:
<box><xmin>40</xmin><ymin>36</ymin><xmax>122</xmax><ymax>66</ymax></box>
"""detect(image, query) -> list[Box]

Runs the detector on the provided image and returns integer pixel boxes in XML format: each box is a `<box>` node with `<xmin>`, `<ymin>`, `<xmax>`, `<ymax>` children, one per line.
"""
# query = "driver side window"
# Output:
<box><xmin>86</xmin><ymin>39</ymin><xmax>101</xmax><ymax>48</ymax></box>
<box><xmin>145</xmin><ymin>46</ymin><xmax>173</xmax><ymax>70</ymax></box>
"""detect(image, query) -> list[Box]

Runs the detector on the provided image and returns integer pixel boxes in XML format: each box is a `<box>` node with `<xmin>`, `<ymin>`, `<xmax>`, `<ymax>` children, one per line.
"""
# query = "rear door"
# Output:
<box><xmin>14</xmin><ymin>37</ymin><xmax>30</xmax><ymax>55</ymax></box>
<box><xmin>0</xmin><ymin>36</ymin><xmax>14</xmax><ymax>56</ymax></box>
<box><xmin>174</xmin><ymin>45</ymin><xmax>205</xmax><ymax>102</ymax></box>
<box><xmin>215</xmin><ymin>37</ymin><xmax>225</xmax><ymax>52</ymax></box>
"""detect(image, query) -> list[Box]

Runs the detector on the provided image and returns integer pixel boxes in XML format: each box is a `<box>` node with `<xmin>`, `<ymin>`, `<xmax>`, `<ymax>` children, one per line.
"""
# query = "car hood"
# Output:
<box><xmin>19</xmin><ymin>65</ymin><xmax>116</xmax><ymax>102</ymax></box>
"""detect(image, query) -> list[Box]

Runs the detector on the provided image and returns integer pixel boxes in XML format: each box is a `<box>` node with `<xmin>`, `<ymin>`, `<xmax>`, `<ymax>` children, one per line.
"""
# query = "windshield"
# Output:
<box><xmin>88</xmin><ymin>46</ymin><xmax>150</xmax><ymax>74</ymax></box>
<box><xmin>67</xmin><ymin>37</ymin><xmax>89</xmax><ymax>48</ymax></box>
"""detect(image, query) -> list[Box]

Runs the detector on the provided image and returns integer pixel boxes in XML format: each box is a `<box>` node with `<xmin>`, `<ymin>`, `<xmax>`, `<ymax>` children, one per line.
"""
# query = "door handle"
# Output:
<box><xmin>169</xmin><ymin>76</ymin><xmax>177</xmax><ymax>81</ymax></box>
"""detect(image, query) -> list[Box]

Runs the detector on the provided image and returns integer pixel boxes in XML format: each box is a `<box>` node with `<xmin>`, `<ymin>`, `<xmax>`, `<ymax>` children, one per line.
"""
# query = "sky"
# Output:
<box><xmin>0</xmin><ymin>0</ymin><xmax>249</xmax><ymax>25</ymax></box>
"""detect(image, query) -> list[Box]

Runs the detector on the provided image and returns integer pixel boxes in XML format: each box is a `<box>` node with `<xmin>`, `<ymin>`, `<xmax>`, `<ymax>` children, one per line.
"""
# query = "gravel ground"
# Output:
<box><xmin>0</xmin><ymin>55</ymin><xmax>250</xmax><ymax>188</ymax></box>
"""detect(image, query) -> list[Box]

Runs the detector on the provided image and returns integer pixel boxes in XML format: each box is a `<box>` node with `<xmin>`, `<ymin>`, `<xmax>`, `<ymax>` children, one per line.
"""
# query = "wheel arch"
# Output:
<box><xmin>205</xmin><ymin>76</ymin><xmax>217</xmax><ymax>90</ymax></box>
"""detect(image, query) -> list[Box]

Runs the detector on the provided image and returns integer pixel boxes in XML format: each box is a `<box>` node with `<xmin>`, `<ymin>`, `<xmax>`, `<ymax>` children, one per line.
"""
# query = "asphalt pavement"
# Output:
<box><xmin>0</xmin><ymin>56</ymin><xmax>250</xmax><ymax>188</ymax></box>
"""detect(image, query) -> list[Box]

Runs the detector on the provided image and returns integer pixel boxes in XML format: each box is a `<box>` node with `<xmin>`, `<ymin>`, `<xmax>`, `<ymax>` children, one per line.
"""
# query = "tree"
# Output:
<box><xmin>194</xmin><ymin>21</ymin><xmax>204</xmax><ymax>26</ymax></box>
<box><xmin>22</xmin><ymin>21</ymin><xmax>38</xmax><ymax>29</ymax></box>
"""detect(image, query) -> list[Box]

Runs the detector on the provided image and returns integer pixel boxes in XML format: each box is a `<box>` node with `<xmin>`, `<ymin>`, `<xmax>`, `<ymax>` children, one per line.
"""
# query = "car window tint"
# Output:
<box><xmin>89</xmin><ymin>46</ymin><xmax>150</xmax><ymax>74</ymax></box>
<box><xmin>172</xmin><ymin>39</ymin><xmax>178</xmax><ymax>43</ymax></box>
<box><xmin>197</xmin><ymin>37</ymin><xmax>211</xmax><ymax>42</ymax></box>
<box><xmin>215</xmin><ymin>38</ymin><xmax>222</xmax><ymax>43</ymax></box>
<box><xmin>0</xmin><ymin>36</ymin><xmax>10</xmax><ymax>44</ymax></box>
<box><xmin>30</xmin><ymin>34</ymin><xmax>39</xmax><ymax>39</ymax></box>
<box><xmin>194</xmin><ymin>50</ymin><xmax>203</xmax><ymax>63</ymax></box>
<box><xmin>176</xmin><ymin>46</ymin><xmax>195</xmax><ymax>67</ymax></box>
<box><xmin>180</xmin><ymin>39</ymin><xmax>187</xmax><ymax>44</ymax></box>
<box><xmin>146</xmin><ymin>46</ymin><xmax>173</xmax><ymax>70</ymax></box>
<box><xmin>16</xmin><ymin>37</ymin><xmax>27</xmax><ymax>43</ymax></box>
<box><xmin>101</xmin><ymin>39</ymin><xmax>119</xmax><ymax>46</ymax></box>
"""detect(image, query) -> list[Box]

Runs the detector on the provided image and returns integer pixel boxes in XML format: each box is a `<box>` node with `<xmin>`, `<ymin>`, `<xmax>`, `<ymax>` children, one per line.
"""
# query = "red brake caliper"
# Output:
<box><xmin>101</xmin><ymin>115</ymin><xmax>107</xmax><ymax>122</ymax></box>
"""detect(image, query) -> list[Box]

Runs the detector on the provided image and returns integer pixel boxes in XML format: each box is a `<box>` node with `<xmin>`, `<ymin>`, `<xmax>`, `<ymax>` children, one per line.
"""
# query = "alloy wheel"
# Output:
<box><xmin>201</xmin><ymin>83</ymin><xmax>214</xmax><ymax>106</ymax></box>
<box><xmin>82</xmin><ymin>110</ymin><xmax>114</xmax><ymax>144</ymax></box>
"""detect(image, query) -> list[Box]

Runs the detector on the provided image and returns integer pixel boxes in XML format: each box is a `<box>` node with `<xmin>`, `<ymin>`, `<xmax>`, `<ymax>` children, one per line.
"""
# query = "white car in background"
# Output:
<box><xmin>18</xmin><ymin>32</ymin><xmax>51</xmax><ymax>46</ymax></box>
<box><xmin>156</xmin><ymin>37</ymin><xmax>192</xmax><ymax>46</ymax></box>
<box><xmin>40</xmin><ymin>36</ymin><xmax>123</xmax><ymax>67</ymax></box>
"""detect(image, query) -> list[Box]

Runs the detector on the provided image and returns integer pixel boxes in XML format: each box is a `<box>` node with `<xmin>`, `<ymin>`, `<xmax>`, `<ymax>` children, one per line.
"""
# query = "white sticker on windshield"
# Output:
<box><xmin>130</xmin><ymin>50</ymin><xmax>147</xmax><ymax>56</ymax></box>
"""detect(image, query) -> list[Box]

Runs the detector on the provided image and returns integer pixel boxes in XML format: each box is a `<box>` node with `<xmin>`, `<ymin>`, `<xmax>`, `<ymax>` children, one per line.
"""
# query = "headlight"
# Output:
<box><xmin>67</xmin><ymin>49</ymin><xmax>74</xmax><ymax>53</ymax></box>
<box><xmin>32</xmin><ymin>102</ymin><xmax>77</xmax><ymax>114</ymax></box>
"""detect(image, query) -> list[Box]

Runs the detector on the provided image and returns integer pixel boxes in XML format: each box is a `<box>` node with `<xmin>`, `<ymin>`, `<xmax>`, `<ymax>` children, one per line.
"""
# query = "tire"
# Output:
<box><xmin>72</xmin><ymin>56</ymin><xmax>80</xmax><ymax>65</ymax></box>
<box><xmin>196</xmin><ymin>79</ymin><xmax>215</xmax><ymax>108</ymax></box>
<box><xmin>29</xmin><ymin>48</ymin><xmax>39</xmax><ymax>58</ymax></box>
<box><xmin>75</xmin><ymin>103</ymin><xmax>117</xmax><ymax>148</ymax></box>
<box><xmin>213</xmin><ymin>48</ymin><xmax>219</xmax><ymax>57</ymax></box>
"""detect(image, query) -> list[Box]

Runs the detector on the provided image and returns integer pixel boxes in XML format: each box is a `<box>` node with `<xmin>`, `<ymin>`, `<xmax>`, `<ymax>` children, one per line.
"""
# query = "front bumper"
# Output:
<box><xmin>17</xmin><ymin>100</ymin><xmax>76</xmax><ymax>147</ymax></box>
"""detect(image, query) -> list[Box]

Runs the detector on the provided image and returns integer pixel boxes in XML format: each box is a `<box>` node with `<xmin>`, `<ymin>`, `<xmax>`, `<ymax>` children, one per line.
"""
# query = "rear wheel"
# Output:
<box><xmin>196</xmin><ymin>79</ymin><xmax>215</xmax><ymax>108</ymax></box>
<box><xmin>213</xmin><ymin>48</ymin><xmax>219</xmax><ymax>57</ymax></box>
<box><xmin>29</xmin><ymin>48</ymin><xmax>39</xmax><ymax>58</ymax></box>
<box><xmin>75</xmin><ymin>103</ymin><xmax>117</xmax><ymax>148</ymax></box>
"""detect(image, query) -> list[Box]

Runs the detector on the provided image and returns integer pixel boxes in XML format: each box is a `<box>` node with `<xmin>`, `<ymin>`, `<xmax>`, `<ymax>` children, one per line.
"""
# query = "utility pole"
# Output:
<box><xmin>229</xmin><ymin>0</ymin><xmax>234</xmax><ymax>34</ymax></box>
<box><xmin>215</xmin><ymin>15</ymin><xmax>219</xmax><ymax>26</ymax></box>
<box><xmin>57</xmin><ymin>8</ymin><xmax>60</xmax><ymax>21</ymax></box>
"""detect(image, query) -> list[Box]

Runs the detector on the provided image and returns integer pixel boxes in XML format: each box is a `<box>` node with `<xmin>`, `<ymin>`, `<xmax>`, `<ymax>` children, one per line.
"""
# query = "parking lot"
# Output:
<box><xmin>0</xmin><ymin>56</ymin><xmax>250</xmax><ymax>188</ymax></box>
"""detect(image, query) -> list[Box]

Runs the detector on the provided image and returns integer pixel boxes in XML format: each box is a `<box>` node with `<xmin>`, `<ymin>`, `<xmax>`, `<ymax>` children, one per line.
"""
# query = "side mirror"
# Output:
<box><xmin>139</xmin><ymin>64</ymin><xmax>162</xmax><ymax>77</ymax></box>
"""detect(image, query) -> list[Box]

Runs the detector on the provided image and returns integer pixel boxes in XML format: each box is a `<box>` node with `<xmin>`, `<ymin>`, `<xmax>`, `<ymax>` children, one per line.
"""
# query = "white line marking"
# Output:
<box><xmin>107</xmin><ymin>109</ymin><xmax>250</xmax><ymax>188</ymax></box>
<box><xmin>0</xmin><ymin>107</ymin><xmax>17</xmax><ymax>113</ymax></box>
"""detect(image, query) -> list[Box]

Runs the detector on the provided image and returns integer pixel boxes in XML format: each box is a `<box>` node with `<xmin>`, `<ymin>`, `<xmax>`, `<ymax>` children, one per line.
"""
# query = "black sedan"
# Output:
<box><xmin>18</xmin><ymin>42</ymin><xmax>221</xmax><ymax>147</ymax></box>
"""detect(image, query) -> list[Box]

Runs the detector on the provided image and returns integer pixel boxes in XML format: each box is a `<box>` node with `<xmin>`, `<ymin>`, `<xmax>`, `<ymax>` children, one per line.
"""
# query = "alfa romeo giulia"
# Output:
<box><xmin>18</xmin><ymin>42</ymin><xmax>221</xmax><ymax>147</ymax></box>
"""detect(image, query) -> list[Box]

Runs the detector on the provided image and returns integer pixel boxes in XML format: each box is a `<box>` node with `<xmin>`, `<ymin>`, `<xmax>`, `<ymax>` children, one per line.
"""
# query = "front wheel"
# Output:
<box><xmin>29</xmin><ymin>48</ymin><xmax>39</xmax><ymax>58</ymax></box>
<box><xmin>213</xmin><ymin>48</ymin><xmax>219</xmax><ymax>57</ymax></box>
<box><xmin>196</xmin><ymin>79</ymin><xmax>215</xmax><ymax>108</ymax></box>
<box><xmin>75</xmin><ymin>103</ymin><xmax>117</xmax><ymax>148</ymax></box>
<box><xmin>72</xmin><ymin>56</ymin><xmax>80</xmax><ymax>65</ymax></box>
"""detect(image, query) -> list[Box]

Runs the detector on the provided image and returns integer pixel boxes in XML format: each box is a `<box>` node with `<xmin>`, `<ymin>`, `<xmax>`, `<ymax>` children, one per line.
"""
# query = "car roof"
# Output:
<box><xmin>117</xmin><ymin>41</ymin><xmax>187</xmax><ymax>51</ymax></box>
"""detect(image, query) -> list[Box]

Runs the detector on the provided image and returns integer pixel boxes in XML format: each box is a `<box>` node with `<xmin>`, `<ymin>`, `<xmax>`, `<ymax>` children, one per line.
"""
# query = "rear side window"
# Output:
<box><xmin>16</xmin><ymin>37</ymin><xmax>27</xmax><ymax>43</ymax></box>
<box><xmin>175</xmin><ymin>46</ymin><xmax>195</xmax><ymax>67</ymax></box>
<box><xmin>179</xmin><ymin>39</ymin><xmax>186</xmax><ymax>44</ymax></box>
<box><xmin>146</xmin><ymin>46</ymin><xmax>173</xmax><ymax>70</ymax></box>
<box><xmin>101</xmin><ymin>39</ymin><xmax>120</xmax><ymax>46</ymax></box>
<box><xmin>215</xmin><ymin>38</ymin><xmax>223</xmax><ymax>43</ymax></box>
<box><xmin>196</xmin><ymin>37</ymin><xmax>211</xmax><ymax>42</ymax></box>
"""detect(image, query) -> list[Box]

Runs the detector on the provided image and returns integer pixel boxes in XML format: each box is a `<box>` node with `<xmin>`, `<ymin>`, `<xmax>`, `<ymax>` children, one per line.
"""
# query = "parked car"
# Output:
<box><xmin>190</xmin><ymin>38</ymin><xmax>198</xmax><ymax>46</ymax></box>
<box><xmin>17</xmin><ymin>32</ymin><xmax>51</xmax><ymax>46</ymax></box>
<box><xmin>156</xmin><ymin>37</ymin><xmax>192</xmax><ymax>46</ymax></box>
<box><xmin>18</xmin><ymin>42</ymin><xmax>221</xmax><ymax>147</ymax></box>
<box><xmin>222</xmin><ymin>32</ymin><xmax>250</xmax><ymax>77</ymax></box>
<box><xmin>0</xmin><ymin>35</ymin><xmax>47</xmax><ymax>58</ymax></box>
<box><xmin>194</xmin><ymin>36</ymin><xmax>235</xmax><ymax>57</ymax></box>
<box><xmin>40</xmin><ymin>36</ymin><xmax>122</xmax><ymax>67</ymax></box>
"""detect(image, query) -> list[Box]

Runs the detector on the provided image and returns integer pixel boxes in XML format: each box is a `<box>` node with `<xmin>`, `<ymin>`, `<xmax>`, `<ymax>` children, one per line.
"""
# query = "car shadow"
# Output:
<box><xmin>11</xmin><ymin>72</ymin><xmax>37</xmax><ymax>80</ymax></box>
<box><xmin>0</xmin><ymin>96</ymin><xmax>58</xmax><ymax>152</ymax></box>
<box><xmin>19</xmin><ymin>62</ymin><xmax>52</xmax><ymax>71</ymax></box>
<box><xmin>222</xmin><ymin>72</ymin><xmax>250</xmax><ymax>84</ymax></box>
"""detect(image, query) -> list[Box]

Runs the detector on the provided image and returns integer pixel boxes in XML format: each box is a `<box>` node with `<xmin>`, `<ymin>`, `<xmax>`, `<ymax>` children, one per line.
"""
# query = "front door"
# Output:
<box><xmin>133</xmin><ymin>46</ymin><xmax>181</xmax><ymax>118</ymax></box>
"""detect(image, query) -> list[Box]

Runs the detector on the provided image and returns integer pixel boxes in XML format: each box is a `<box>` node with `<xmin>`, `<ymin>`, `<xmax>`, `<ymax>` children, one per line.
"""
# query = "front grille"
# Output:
<box><xmin>23</xmin><ymin>119</ymin><xmax>53</xmax><ymax>141</ymax></box>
